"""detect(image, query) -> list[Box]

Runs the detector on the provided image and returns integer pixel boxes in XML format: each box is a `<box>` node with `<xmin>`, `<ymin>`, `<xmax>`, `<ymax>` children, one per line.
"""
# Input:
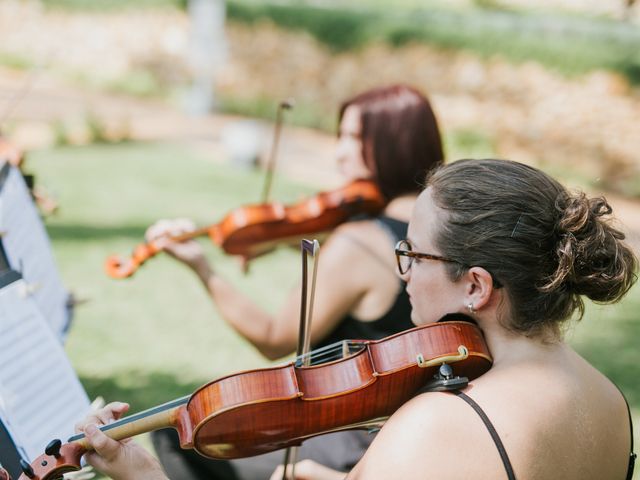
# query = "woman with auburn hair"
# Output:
<box><xmin>131</xmin><ymin>84</ymin><xmax>442</xmax><ymax>479</ymax></box>
<box><xmin>75</xmin><ymin>158</ymin><xmax>636</xmax><ymax>480</ymax></box>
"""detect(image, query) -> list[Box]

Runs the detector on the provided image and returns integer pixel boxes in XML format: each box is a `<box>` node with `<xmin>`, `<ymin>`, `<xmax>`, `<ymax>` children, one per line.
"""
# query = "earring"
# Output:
<box><xmin>467</xmin><ymin>303</ymin><xmax>476</xmax><ymax>314</ymax></box>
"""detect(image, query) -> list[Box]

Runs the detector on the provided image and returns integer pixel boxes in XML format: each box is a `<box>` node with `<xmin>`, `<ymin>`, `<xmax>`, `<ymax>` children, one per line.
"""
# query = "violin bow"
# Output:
<box><xmin>261</xmin><ymin>99</ymin><xmax>294</xmax><ymax>203</ymax></box>
<box><xmin>281</xmin><ymin>238</ymin><xmax>320</xmax><ymax>480</ymax></box>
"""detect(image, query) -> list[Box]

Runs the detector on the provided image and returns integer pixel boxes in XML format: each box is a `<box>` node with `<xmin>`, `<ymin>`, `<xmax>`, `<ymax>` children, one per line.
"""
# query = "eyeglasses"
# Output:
<box><xmin>394</xmin><ymin>239</ymin><xmax>504</xmax><ymax>288</ymax></box>
<box><xmin>394</xmin><ymin>239</ymin><xmax>461</xmax><ymax>275</ymax></box>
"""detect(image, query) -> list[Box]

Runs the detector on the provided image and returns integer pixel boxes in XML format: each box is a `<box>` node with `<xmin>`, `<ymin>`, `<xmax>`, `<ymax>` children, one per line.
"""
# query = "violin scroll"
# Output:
<box><xmin>104</xmin><ymin>243</ymin><xmax>160</xmax><ymax>279</ymax></box>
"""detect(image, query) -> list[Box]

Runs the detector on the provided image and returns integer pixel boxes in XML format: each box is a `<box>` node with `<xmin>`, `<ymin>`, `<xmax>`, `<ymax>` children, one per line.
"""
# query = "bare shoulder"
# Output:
<box><xmin>329</xmin><ymin>218</ymin><xmax>400</xmax><ymax>257</ymax></box>
<box><xmin>331</xmin><ymin>218</ymin><xmax>386</xmax><ymax>244</ymax></box>
<box><xmin>350</xmin><ymin>391</ymin><xmax>508</xmax><ymax>480</ymax></box>
<box><xmin>350</xmin><ymin>350</ymin><xmax>634</xmax><ymax>480</ymax></box>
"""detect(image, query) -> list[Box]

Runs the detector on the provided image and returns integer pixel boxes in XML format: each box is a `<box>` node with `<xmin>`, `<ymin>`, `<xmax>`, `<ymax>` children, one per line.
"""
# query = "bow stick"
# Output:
<box><xmin>281</xmin><ymin>238</ymin><xmax>320</xmax><ymax>479</ymax></box>
<box><xmin>261</xmin><ymin>99</ymin><xmax>294</xmax><ymax>203</ymax></box>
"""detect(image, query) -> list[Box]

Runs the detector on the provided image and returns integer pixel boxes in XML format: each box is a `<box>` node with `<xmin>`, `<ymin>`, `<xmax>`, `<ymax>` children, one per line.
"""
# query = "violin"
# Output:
<box><xmin>15</xmin><ymin>320</ymin><xmax>491</xmax><ymax>480</ymax></box>
<box><xmin>104</xmin><ymin>178</ymin><xmax>387</xmax><ymax>279</ymax></box>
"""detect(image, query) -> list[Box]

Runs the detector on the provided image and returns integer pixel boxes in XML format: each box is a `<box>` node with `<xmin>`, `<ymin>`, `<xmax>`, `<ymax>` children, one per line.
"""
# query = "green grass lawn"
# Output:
<box><xmin>27</xmin><ymin>141</ymin><xmax>639</xmax><ymax>477</ymax></box>
<box><xmin>29</xmin><ymin>142</ymin><xmax>312</xmax><ymax>401</ymax></box>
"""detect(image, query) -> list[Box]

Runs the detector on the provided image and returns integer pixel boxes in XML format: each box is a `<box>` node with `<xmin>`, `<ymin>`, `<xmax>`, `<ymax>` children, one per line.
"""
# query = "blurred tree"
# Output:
<box><xmin>185</xmin><ymin>0</ymin><xmax>227</xmax><ymax>114</ymax></box>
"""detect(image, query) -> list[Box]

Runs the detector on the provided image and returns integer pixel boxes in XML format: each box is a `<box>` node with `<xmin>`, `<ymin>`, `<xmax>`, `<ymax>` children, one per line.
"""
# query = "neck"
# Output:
<box><xmin>476</xmin><ymin>316</ymin><xmax>567</xmax><ymax>367</ymax></box>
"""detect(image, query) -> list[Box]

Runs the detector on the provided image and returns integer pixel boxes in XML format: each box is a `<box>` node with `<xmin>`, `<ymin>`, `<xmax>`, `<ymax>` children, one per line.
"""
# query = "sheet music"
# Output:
<box><xmin>0</xmin><ymin>164</ymin><xmax>70</xmax><ymax>337</ymax></box>
<box><xmin>0</xmin><ymin>278</ymin><xmax>90</xmax><ymax>462</ymax></box>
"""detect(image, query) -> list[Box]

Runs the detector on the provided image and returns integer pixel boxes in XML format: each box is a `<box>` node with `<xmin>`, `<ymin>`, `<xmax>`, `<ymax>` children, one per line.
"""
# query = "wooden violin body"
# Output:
<box><xmin>105</xmin><ymin>179</ymin><xmax>387</xmax><ymax>278</ymax></box>
<box><xmin>185</xmin><ymin>320</ymin><xmax>490</xmax><ymax>458</ymax></box>
<box><xmin>17</xmin><ymin>321</ymin><xmax>491</xmax><ymax>480</ymax></box>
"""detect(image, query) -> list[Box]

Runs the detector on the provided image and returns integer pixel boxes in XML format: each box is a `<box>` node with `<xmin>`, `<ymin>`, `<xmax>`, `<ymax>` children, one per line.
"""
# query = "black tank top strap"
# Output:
<box><xmin>374</xmin><ymin>215</ymin><xmax>407</xmax><ymax>243</ymax></box>
<box><xmin>334</xmin><ymin>215</ymin><xmax>406</xmax><ymax>275</ymax></box>
<box><xmin>345</xmin><ymin>214</ymin><xmax>407</xmax><ymax>243</ymax></box>
<box><xmin>620</xmin><ymin>388</ymin><xmax>636</xmax><ymax>480</ymax></box>
<box><xmin>450</xmin><ymin>391</ymin><xmax>516</xmax><ymax>480</ymax></box>
<box><xmin>607</xmin><ymin>381</ymin><xmax>636</xmax><ymax>480</ymax></box>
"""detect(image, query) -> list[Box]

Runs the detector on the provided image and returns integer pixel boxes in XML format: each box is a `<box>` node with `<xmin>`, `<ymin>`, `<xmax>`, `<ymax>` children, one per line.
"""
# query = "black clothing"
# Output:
<box><xmin>316</xmin><ymin>216</ymin><xmax>414</xmax><ymax>349</ymax></box>
<box><xmin>152</xmin><ymin>215</ymin><xmax>411</xmax><ymax>480</ymax></box>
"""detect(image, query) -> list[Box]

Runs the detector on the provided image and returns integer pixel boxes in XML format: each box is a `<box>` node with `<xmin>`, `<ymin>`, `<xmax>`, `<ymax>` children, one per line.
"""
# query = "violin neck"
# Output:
<box><xmin>164</xmin><ymin>225</ymin><xmax>211</xmax><ymax>244</ymax></box>
<box><xmin>68</xmin><ymin>396</ymin><xmax>190</xmax><ymax>448</ymax></box>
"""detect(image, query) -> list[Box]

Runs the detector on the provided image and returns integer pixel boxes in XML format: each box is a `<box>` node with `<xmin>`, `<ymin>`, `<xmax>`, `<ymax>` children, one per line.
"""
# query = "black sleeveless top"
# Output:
<box><xmin>315</xmin><ymin>216</ymin><xmax>414</xmax><ymax>349</ymax></box>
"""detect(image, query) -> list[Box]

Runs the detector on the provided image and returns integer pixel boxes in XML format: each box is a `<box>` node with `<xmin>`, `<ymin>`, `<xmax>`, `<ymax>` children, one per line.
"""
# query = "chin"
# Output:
<box><xmin>410</xmin><ymin>310</ymin><xmax>423</xmax><ymax>326</ymax></box>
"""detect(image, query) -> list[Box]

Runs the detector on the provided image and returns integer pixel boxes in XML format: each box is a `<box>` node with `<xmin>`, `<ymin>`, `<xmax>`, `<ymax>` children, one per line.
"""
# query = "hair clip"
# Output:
<box><xmin>510</xmin><ymin>214</ymin><xmax>524</xmax><ymax>239</ymax></box>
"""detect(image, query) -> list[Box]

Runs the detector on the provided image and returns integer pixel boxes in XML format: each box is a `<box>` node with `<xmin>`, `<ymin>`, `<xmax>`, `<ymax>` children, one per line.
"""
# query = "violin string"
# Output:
<box><xmin>294</xmin><ymin>340</ymin><xmax>365</xmax><ymax>365</ymax></box>
<box><xmin>297</xmin><ymin>342</ymin><xmax>342</xmax><ymax>364</ymax></box>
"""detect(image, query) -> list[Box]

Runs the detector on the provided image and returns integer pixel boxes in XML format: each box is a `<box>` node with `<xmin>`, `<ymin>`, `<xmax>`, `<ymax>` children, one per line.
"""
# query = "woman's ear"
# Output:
<box><xmin>463</xmin><ymin>266</ymin><xmax>496</xmax><ymax>312</ymax></box>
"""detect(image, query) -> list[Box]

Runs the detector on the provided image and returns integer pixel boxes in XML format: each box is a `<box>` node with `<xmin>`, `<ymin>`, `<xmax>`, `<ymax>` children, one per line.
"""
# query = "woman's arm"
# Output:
<box><xmin>146</xmin><ymin>220</ymin><xmax>381</xmax><ymax>360</ymax></box>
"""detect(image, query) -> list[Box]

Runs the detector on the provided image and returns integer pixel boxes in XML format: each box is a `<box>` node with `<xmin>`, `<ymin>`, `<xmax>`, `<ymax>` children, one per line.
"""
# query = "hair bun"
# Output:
<box><xmin>544</xmin><ymin>192</ymin><xmax>636</xmax><ymax>302</ymax></box>
<box><xmin>557</xmin><ymin>193</ymin><xmax>611</xmax><ymax>234</ymax></box>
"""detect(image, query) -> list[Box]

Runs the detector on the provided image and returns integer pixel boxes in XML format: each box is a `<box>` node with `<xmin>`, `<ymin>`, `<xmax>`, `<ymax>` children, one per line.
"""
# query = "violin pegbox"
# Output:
<box><xmin>17</xmin><ymin>441</ymin><xmax>83</xmax><ymax>480</ymax></box>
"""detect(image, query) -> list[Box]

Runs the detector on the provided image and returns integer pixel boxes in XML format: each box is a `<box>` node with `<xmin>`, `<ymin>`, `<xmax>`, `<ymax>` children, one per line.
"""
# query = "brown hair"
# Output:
<box><xmin>339</xmin><ymin>84</ymin><xmax>444</xmax><ymax>200</ymax></box>
<box><xmin>426</xmin><ymin>159</ymin><xmax>638</xmax><ymax>337</ymax></box>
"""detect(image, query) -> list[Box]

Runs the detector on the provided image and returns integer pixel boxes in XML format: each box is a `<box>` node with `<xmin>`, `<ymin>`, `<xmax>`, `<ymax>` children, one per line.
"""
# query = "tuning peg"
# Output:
<box><xmin>19</xmin><ymin>459</ymin><xmax>35</xmax><ymax>478</ymax></box>
<box><xmin>45</xmin><ymin>438</ymin><xmax>62</xmax><ymax>458</ymax></box>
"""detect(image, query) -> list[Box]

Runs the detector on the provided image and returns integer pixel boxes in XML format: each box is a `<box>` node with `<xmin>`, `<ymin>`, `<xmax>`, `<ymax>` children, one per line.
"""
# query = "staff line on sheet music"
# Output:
<box><xmin>16</xmin><ymin>381</ymin><xmax>83</xmax><ymax>449</ymax></box>
<box><xmin>13</xmin><ymin>373</ymin><xmax>72</xmax><ymax>427</ymax></box>
<box><xmin>0</xmin><ymin>325</ymin><xmax>53</xmax><ymax>387</ymax></box>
